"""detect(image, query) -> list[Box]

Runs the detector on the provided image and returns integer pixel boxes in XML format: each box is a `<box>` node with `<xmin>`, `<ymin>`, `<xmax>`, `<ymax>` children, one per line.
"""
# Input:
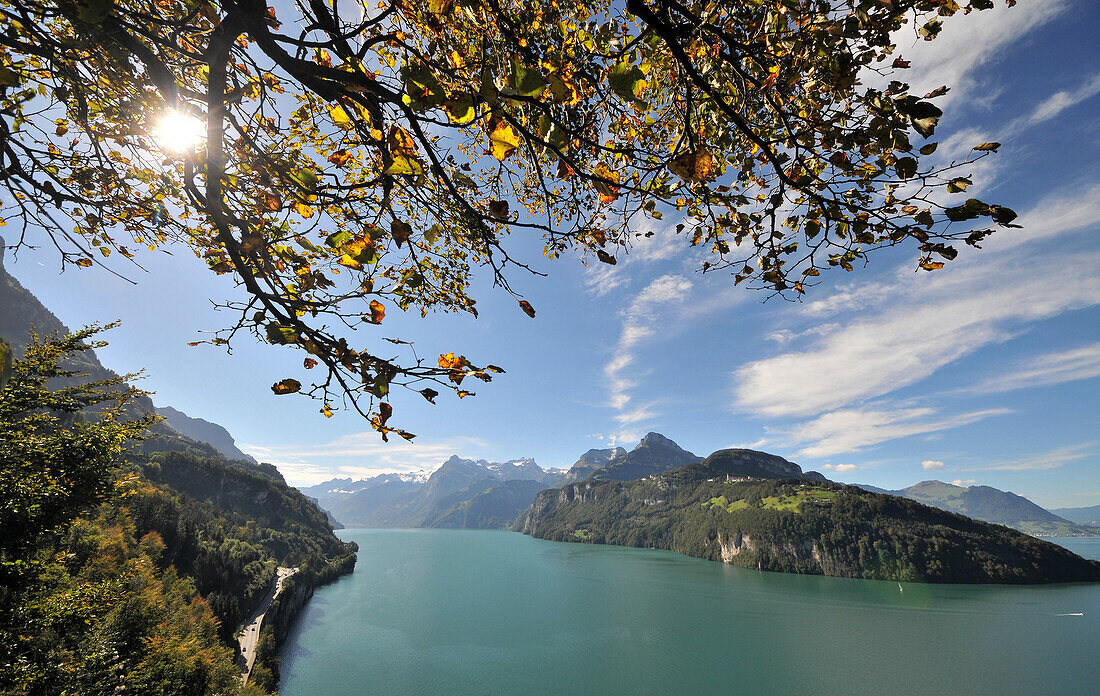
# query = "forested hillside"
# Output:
<box><xmin>0</xmin><ymin>260</ymin><xmax>356</xmax><ymax>695</ymax></box>
<box><xmin>519</xmin><ymin>451</ymin><xmax>1100</xmax><ymax>585</ymax></box>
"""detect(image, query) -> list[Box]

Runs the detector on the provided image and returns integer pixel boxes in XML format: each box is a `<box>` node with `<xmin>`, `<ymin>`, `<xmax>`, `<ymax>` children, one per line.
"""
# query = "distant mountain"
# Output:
<box><xmin>1050</xmin><ymin>505</ymin><xmax>1100</xmax><ymax>528</ymax></box>
<box><xmin>156</xmin><ymin>405</ymin><xmax>256</xmax><ymax>462</ymax></box>
<box><xmin>519</xmin><ymin>456</ymin><xmax>1100</xmax><ymax>584</ymax></box>
<box><xmin>854</xmin><ymin>480</ymin><xmax>1097</xmax><ymax>537</ymax></box>
<box><xmin>429</xmin><ymin>480</ymin><xmax>548</xmax><ymax>529</ymax></box>
<box><xmin>590</xmin><ymin>432</ymin><xmax>702</xmax><ymax>481</ymax></box>
<box><xmin>304</xmin><ymin>455</ymin><xmax>564</xmax><ymax>528</ymax></box>
<box><xmin>559</xmin><ymin>447</ymin><xmax>626</xmax><ymax>484</ymax></box>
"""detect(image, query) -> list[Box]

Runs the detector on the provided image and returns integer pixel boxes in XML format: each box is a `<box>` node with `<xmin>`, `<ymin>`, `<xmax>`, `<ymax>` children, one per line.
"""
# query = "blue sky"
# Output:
<box><xmin>7</xmin><ymin>1</ymin><xmax>1100</xmax><ymax>508</ymax></box>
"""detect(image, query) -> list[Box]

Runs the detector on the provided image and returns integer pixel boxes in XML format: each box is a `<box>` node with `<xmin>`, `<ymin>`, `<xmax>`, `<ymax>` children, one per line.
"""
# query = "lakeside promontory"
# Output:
<box><xmin>518</xmin><ymin>449</ymin><xmax>1100</xmax><ymax>584</ymax></box>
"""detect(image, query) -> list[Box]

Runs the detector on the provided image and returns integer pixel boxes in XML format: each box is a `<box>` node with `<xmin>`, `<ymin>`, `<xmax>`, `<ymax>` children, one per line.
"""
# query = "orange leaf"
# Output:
<box><xmin>367</xmin><ymin>300</ymin><xmax>386</xmax><ymax>323</ymax></box>
<box><xmin>518</xmin><ymin>300</ymin><xmax>536</xmax><ymax>318</ymax></box>
<box><xmin>668</xmin><ymin>150</ymin><xmax>716</xmax><ymax>183</ymax></box>
<box><xmin>438</xmin><ymin>352</ymin><xmax>466</xmax><ymax>370</ymax></box>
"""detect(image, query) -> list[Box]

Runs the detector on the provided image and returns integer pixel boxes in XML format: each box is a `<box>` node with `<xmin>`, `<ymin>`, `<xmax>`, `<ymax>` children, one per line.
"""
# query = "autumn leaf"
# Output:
<box><xmin>271</xmin><ymin>378</ymin><xmax>301</xmax><ymax>394</ymax></box>
<box><xmin>321</xmin><ymin>403</ymin><xmax>334</xmax><ymax>417</ymax></box>
<box><xmin>329</xmin><ymin>104</ymin><xmax>354</xmax><ymax>129</ymax></box>
<box><xmin>303</xmin><ymin>357</ymin><xmax>318</xmax><ymax>369</ymax></box>
<box><xmin>489</xmin><ymin>200</ymin><xmax>509</xmax><ymax>219</ymax></box>
<box><xmin>487</xmin><ymin>114</ymin><xmax>522</xmax><ymax>161</ymax></box>
<box><xmin>592</xmin><ymin>163</ymin><xmax>620</xmax><ymax>203</ymax></box>
<box><xmin>438</xmin><ymin>352</ymin><xmax>466</xmax><ymax>370</ymax></box>
<box><xmin>387</xmin><ymin>125</ymin><xmax>417</xmax><ymax>156</ymax></box>
<box><xmin>444</xmin><ymin>94</ymin><xmax>477</xmax><ymax>124</ymax></box>
<box><xmin>668</xmin><ymin>150</ymin><xmax>715</xmax><ymax>183</ymax></box>
<box><xmin>336</xmin><ymin>235</ymin><xmax>378</xmax><ymax>268</ymax></box>
<box><xmin>518</xmin><ymin>299</ymin><xmax>536</xmax><ymax>318</ymax></box>
<box><xmin>391</xmin><ymin>219</ymin><xmax>412</xmax><ymax>247</ymax></box>
<box><xmin>973</xmin><ymin>142</ymin><xmax>1001</xmax><ymax>152</ymax></box>
<box><xmin>421</xmin><ymin>388</ymin><xmax>439</xmax><ymax>403</ymax></box>
<box><xmin>366</xmin><ymin>299</ymin><xmax>386</xmax><ymax>323</ymax></box>
<box><xmin>328</xmin><ymin>149</ymin><xmax>351</xmax><ymax>167</ymax></box>
<box><xmin>596</xmin><ymin>249</ymin><xmax>617</xmax><ymax>265</ymax></box>
<box><xmin>384</xmin><ymin>155</ymin><xmax>423</xmax><ymax>177</ymax></box>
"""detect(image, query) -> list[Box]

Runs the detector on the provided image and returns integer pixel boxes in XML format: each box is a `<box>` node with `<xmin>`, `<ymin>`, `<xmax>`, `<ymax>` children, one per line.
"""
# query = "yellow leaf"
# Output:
<box><xmin>329</xmin><ymin>104</ymin><xmax>354</xmax><ymax>130</ymax></box>
<box><xmin>487</xmin><ymin>114</ymin><xmax>522</xmax><ymax>161</ymax></box>
<box><xmin>336</xmin><ymin>235</ymin><xmax>376</xmax><ymax>268</ymax></box>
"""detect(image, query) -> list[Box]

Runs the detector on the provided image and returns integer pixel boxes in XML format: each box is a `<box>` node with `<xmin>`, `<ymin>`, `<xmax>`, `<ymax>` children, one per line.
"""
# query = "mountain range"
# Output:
<box><xmin>304</xmin><ymin>433</ymin><xmax>719</xmax><ymax>528</ymax></box>
<box><xmin>856</xmin><ymin>480</ymin><xmax>1098</xmax><ymax>537</ymax></box>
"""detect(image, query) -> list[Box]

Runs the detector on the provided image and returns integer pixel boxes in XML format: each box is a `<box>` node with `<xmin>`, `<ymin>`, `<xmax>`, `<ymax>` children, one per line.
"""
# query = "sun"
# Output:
<box><xmin>153</xmin><ymin>109</ymin><xmax>204</xmax><ymax>153</ymax></box>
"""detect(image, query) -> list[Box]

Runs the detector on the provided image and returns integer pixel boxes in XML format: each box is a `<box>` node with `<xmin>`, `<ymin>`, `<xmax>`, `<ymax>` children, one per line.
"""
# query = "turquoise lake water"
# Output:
<box><xmin>279</xmin><ymin>530</ymin><xmax>1100</xmax><ymax>695</ymax></box>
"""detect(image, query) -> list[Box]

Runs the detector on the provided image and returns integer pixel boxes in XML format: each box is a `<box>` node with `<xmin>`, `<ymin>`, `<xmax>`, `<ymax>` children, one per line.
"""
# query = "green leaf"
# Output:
<box><xmin>384</xmin><ymin>155</ymin><xmax>423</xmax><ymax>176</ymax></box>
<box><xmin>608</xmin><ymin>62</ymin><xmax>646</xmax><ymax>103</ymax></box>
<box><xmin>506</xmin><ymin>59</ymin><xmax>547</xmax><ymax>98</ymax></box>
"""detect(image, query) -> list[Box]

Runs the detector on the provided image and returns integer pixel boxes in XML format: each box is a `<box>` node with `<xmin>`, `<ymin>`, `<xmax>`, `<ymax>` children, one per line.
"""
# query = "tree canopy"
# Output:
<box><xmin>0</xmin><ymin>0</ymin><xmax>1017</xmax><ymax>436</ymax></box>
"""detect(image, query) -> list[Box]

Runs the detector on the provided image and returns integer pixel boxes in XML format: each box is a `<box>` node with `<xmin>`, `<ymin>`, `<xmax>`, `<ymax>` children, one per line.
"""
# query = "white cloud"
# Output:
<box><xmin>889</xmin><ymin>1</ymin><xmax>1067</xmax><ymax>111</ymax></box>
<box><xmin>777</xmin><ymin>406</ymin><xmax>1009</xmax><ymax>459</ymax></box>
<box><xmin>800</xmin><ymin>282</ymin><xmax>892</xmax><ymax>317</ymax></box>
<box><xmin>823</xmin><ymin>463</ymin><xmax>859</xmax><ymax>473</ymax></box>
<box><xmin>951</xmin><ymin>479</ymin><xmax>977</xmax><ymax>487</ymax></box>
<box><xmin>970</xmin><ymin>342</ymin><xmax>1100</xmax><ymax>394</ymax></box>
<box><xmin>921</xmin><ymin>460</ymin><xmax>945</xmax><ymax>470</ymax></box>
<box><xmin>1028</xmin><ymin>72</ymin><xmax>1100</xmax><ymax>124</ymax></box>
<box><xmin>733</xmin><ymin>185</ymin><xmax>1100</xmax><ymax>418</ymax></box>
<box><xmin>240</xmin><ymin>433</ymin><xmax>489</xmax><ymax>486</ymax></box>
<box><xmin>615</xmin><ymin>403</ymin><xmax>660</xmax><ymax>425</ymax></box>
<box><xmin>971</xmin><ymin>443</ymin><xmax>1095</xmax><ymax>472</ymax></box>
<box><xmin>582</xmin><ymin>262</ymin><xmax>626</xmax><ymax>297</ymax></box>
<box><xmin>604</xmin><ymin>273</ymin><xmax>693</xmax><ymax>418</ymax></box>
